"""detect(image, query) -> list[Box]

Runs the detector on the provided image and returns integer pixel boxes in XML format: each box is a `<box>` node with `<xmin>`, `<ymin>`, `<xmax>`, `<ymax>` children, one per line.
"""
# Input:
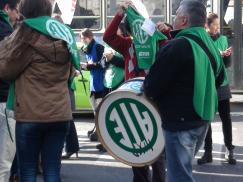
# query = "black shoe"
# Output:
<box><xmin>197</xmin><ymin>151</ymin><xmax>212</xmax><ymax>165</ymax></box>
<box><xmin>89</xmin><ymin>132</ymin><xmax>98</xmax><ymax>142</ymax></box>
<box><xmin>9</xmin><ymin>174</ymin><xmax>18</xmax><ymax>182</ymax></box>
<box><xmin>62</xmin><ymin>152</ymin><xmax>79</xmax><ymax>159</ymax></box>
<box><xmin>96</xmin><ymin>144</ymin><xmax>107</xmax><ymax>152</ymax></box>
<box><xmin>225</xmin><ymin>148</ymin><xmax>237</xmax><ymax>165</ymax></box>
<box><xmin>87</xmin><ymin>127</ymin><xmax>96</xmax><ymax>137</ymax></box>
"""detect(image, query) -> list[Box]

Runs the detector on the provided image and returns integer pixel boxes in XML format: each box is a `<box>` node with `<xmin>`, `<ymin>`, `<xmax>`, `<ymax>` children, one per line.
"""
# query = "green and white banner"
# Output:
<box><xmin>97</xmin><ymin>78</ymin><xmax>164</xmax><ymax>166</ymax></box>
<box><xmin>126</xmin><ymin>6</ymin><xmax>167</xmax><ymax>70</ymax></box>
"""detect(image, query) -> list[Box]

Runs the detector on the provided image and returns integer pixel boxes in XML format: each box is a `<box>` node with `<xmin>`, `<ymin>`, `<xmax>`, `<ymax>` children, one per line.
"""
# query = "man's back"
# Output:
<box><xmin>144</xmin><ymin>37</ymin><xmax>205</xmax><ymax>132</ymax></box>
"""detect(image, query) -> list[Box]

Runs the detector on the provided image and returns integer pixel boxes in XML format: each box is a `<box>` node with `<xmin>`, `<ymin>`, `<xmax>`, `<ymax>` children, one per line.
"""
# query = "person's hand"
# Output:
<box><xmin>221</xmin><ymin>47</ymin><xmax>232</xmax><ymax>57</ymax></box>
<box><xmin>81</xmin><ymin>62</ymin><xmax>88</xmax><ymax>69</ymax></box>
<box><xmin>75</xmin><ymin>70</ymin><xmax>80</xmax><ymax>76</ymax></box>
<box><xmin>87</xmin><ymin>60</ymin><xmax>94</xmax><ymax>64</ymax></box>
<box><xmin>118</xmin><ymin>1</ymin><xmax>132</xmax><ymax>15</ymax></box>
<box><xmin>104</xmin><ymin>52</ymin><xmax>114</xmax><ymax>62</ymax></box>
<box><xmin>156</xmin><ymin>21</ymin><xmax>170</xmax><ymax>33</ymax></box>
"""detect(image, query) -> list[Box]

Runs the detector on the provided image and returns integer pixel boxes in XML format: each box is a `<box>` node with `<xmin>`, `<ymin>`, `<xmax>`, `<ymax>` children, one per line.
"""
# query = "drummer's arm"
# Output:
<box><xmin>144</xmin><ymin>41</ymin><xmax>180</xmax><ymax>99</ymax></box>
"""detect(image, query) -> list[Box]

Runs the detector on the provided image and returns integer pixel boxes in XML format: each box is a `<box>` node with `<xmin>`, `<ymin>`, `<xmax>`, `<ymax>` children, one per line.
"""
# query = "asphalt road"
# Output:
<box><xmin>37</xmin><ymin>103</ymin><xmax>243</xmax><ymax>182</ymax></box>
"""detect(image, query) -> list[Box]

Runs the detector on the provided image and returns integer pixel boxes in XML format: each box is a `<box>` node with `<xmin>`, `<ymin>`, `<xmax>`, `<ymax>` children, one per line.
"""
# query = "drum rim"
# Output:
<box><xmin>95</xmin><ymin>89</ymin><xmax>164</xmax><ymax>167</ymax></box>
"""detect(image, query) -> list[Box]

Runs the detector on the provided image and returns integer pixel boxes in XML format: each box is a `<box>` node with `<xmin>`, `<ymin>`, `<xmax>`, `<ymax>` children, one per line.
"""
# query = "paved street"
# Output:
<box><xmin>38</xmin><ymin>104</ymin><xmax>243</xmax><ymax>182</ymax></box>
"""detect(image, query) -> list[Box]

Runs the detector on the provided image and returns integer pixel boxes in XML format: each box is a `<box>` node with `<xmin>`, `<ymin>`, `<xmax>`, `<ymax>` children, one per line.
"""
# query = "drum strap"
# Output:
<box><xmin>183</xmin><ymin>34</ymin><xmax>224</xmax><ymax>88</ymax></box>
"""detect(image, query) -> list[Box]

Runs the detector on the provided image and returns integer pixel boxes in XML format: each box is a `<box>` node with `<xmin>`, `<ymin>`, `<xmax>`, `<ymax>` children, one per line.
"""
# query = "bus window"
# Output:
<box><xmin>66</xmin><ymin>0</ymin><xmax>101</xmax><ymax>30</ymax></box>
<box><xmin>106</xmin><ymin>0</ymin><xmax>166</xmax><ymax>25</ymax></box>
<box><xmin>106</xmin><ymin>0</ymin><xmax>125</xmax><ymax>25</ymax></box>
<box><xmin>223</xmin><ymin>0</ymin><xmax>234</xmax><ymax>40</ymax></box>
<box><xmin>143</xmin><ymin>0</ymin><xmax>166</xmax><ymax>23</ymax></box>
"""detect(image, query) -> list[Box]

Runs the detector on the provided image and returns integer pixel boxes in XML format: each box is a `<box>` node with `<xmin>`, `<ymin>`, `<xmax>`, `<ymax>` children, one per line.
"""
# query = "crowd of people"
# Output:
<box><xmin>0</xmin><ymin>0</ymin><xmax>237</xmax><ymax>182</ymax></box>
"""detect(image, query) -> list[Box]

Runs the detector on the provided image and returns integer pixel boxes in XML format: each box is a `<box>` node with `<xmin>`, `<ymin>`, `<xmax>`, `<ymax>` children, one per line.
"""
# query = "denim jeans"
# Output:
<box><xmin>0</xmin><ymin>103</ymin><xmax>16</xmax><ymax>182</ymax></box>
<box><xmin>16</xmin><ymin>121</ymin><xmax>70</xmax><ymax>182</ymax></box>
<box><xmin>164</xmin><ymin>124</ymin><xmax>209</xmax><ymax>182</ymax></box>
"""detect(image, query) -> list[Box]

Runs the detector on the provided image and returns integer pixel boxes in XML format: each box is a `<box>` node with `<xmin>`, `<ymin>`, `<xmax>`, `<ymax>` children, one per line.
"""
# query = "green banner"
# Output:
<box><xmin>126</xmin><ymin>7</ymin><xmax>167</xmax><ymax>69</ymax></box>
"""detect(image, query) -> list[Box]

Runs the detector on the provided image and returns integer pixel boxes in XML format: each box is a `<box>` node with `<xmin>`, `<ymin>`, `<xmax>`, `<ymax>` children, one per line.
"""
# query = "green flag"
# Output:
<box><xmin>126</xmin><ymin>7</ymin><xmax>167</xmax><ymax>70</ymax></box>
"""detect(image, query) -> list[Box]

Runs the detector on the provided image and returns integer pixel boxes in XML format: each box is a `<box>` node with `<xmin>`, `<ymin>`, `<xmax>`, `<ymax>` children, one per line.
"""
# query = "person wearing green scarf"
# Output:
<box><xmin>0</xmin><ymin>0</ymin><xmax>79</xmax><ymax>180</ymax></box>
<box><xmin>198</xmin><ymin>13</ymin><xmax>236</xmax><ymax>165</ymax></box>
<box><xmin>0</xmin><ymin>0</ymin><xmax>19</xmax><ymax>181</ymax></box>
<box><xmin>144</xmin><ymin>1</ymin><xmax>225</xmax><ymax>181</ymax></box>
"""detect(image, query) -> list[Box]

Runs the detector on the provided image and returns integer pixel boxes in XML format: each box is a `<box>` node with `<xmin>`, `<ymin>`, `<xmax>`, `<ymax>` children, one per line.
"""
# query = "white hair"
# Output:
<box><xmin>178</xmin><ymin>0</ymin><xmax>206</xmax><ymax>27</ymax></box>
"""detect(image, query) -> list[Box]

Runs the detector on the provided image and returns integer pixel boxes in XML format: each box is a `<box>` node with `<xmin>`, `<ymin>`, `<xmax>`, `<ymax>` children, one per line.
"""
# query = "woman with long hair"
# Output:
<box><xmin>0</xmin><ymin>0</ymin><xmax>79</xmax><ymax>181</ymax></box>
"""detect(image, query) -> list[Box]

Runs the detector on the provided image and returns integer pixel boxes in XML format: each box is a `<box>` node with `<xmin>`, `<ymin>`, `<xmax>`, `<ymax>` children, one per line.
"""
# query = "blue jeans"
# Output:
<box><xmin>164</xmin><ymin>124</ymin><xmax>209</xmax><ymax>182</ymax></box>
<box><xmin>16</xmin><ymin>121</ymin><xmax>70</xmax><ymax>182</ymax></box>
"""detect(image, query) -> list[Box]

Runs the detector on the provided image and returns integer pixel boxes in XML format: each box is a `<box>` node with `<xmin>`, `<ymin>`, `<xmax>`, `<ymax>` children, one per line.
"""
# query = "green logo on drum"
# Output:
<box><xmin>106</xmin><ymin>98</ymin><xmax>158</xmax><ymax>157</ymax></box>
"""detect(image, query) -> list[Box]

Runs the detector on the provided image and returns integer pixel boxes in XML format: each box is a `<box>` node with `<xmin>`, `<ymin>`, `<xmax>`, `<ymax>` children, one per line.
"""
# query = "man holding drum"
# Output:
<box><xmin>144</xmin><ymin>1</ymin><xmax>225</xmax><ymax>181</ymax></box>
<box><xmin>103</xmin><ymin>1</ymin><xmax>168</xmax><ymax>182</ymax></box>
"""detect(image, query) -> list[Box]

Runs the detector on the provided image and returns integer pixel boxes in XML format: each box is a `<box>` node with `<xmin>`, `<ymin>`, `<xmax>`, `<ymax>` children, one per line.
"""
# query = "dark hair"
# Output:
<box><xmin>122</xmin><ymin>16</ymin><xmax>131</xmax><ymax>34</ymax></box>
<box><xmin>0</xmin><ymin>0</ymin><xmax>20</xmax><ymax>10</ymax></box>
<box><xmin>19</xmin><ymin>0</ymin><xmax>52</xmax><ymax>18</ymax></box>
<box><xmin>81</xmin><ymin>28</ymin><xmax>93</xmax><ymax>38</ymax></box>
<box><xmin>180</xmin><ymin>0</ymin><xmax>206</xmax><ymax>27</ymax></box>
<box><xmin>118</xmin><ymin>22</ymin><xmax>129</xmax><ymax>37</ymax></box>
<box><xmin>207</xmin><ymin>13</ymin><xmax>218</xmax><ymax>26</ymax></box>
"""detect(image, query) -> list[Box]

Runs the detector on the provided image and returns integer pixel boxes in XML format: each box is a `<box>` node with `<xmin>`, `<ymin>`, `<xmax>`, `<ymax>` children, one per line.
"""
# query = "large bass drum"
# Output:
<box><xmin>96</xmin><ymin>77</ymin><xmax>164</xmax><ymax>166</ymax></box>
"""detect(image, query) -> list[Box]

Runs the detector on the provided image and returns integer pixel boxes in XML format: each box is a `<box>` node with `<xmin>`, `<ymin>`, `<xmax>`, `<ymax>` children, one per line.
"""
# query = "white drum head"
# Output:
<box><xmin>96</xmin><ymin>89</ymin><xmax>164</xmax><ymax>166</ymax></box>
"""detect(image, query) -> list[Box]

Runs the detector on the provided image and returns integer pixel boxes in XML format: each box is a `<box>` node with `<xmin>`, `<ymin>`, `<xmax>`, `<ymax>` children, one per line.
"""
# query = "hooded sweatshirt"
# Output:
<box><xmin>0</xmin><ymin>23</ymin><xmax>73</xmax><ymax>122</ymax></box>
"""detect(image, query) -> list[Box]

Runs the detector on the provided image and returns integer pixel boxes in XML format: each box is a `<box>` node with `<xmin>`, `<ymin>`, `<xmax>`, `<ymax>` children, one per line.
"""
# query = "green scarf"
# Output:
<box><xmin>213</xmin><ymin>35</ymin><xmax>229</xmax><ymax>86</ymax></box>
<box><xmin>7</xmin><ymin>16</ymin><xmax>81</xmax><ymax>110</ymax></box>
<box><xmin>126</xmin><ymin>7</ymin><xmax>167</xmax><ymax>69</ymax></box>
<box><xmin>0</xmin><ymin>10</ymin><xmax>12</xmax><ymax>26</ymax></box>
<box><xmin>176</xmin><ymin>27</ymin><xmax>224</xmax><ymax>121</ymax></box>
<box><xmin>214</xmin><ymin>35</ymin><xmax>228</xmax><ymax>51</ymax></box>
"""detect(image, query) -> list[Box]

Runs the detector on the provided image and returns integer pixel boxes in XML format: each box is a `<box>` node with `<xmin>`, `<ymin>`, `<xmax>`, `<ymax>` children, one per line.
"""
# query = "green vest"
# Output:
<box><xmin>104</xmin><ymin>53</ymin><xmax>124</xmax><ymax>89</ymax></box>
<box><xmin>176</xmin><ymin>27</ymin><xmax>225</xmax><ymax>121</ymax></box>
<box><xmin>7</xmin><ymin>16</ymin><xmax>81</xmax><ymax>110</ymax></box>
<box><xmin>126</xmin><ymin>7</ymin><xmax>167</xmax><ymax>69</ymax></box>
<box><xmin>214</xmin><ymin>35</ymin><xmax>228</xmax><ymax>51</ymax></box>
<box><xmin>213</xmin><ymin>35</ymin><xmax>229</xmax><ymax>86</ymax></box>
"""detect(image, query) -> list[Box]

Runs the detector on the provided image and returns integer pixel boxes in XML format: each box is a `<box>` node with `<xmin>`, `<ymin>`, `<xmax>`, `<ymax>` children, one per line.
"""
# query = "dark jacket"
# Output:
<box><xmin>106</xmin><ymin>54</ymin><xmax>125</xmax><ymax>68</ymax></box>
<box><xmin>144</xmin><ymin>37</ymin><xmax>207</xmax><ymax>132</ymax></box>
<box><xmin>84</xmin><ymin>39</ymin><xmax>104</xmax><ymax>92</ymax></box>
<box><xmin>0</xmin><ymin>23</ymin><xmax>73</xmax><ymax>122</ymax></box>
<box><xmin>84</xmin><ymin>39</ymin><xmax>104</xmax><ymax>70</ymax></box>
<box><xmin>0</xmin><ymin>16</ymin><xmax>12</xmax><ymax>102</ymax></box>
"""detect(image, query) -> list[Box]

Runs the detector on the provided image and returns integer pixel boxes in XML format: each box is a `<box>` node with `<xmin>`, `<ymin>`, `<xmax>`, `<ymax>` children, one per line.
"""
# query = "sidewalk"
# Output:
<box><xmin>231</xmin><ymin>94</ymin><xmax>243</xmax><ymax>103</ymax></box>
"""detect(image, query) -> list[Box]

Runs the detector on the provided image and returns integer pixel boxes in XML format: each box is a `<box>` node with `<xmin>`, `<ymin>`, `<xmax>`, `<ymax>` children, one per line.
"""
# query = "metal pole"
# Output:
<box><xmin>219</xmin><ymin>0</ymin><xmax>224</xmax><ymax>33</ymax></box>
<box><xmin>233</xmin><ymin>0</ymin><xmax>243</xmax><ymax>89</ymax></box>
